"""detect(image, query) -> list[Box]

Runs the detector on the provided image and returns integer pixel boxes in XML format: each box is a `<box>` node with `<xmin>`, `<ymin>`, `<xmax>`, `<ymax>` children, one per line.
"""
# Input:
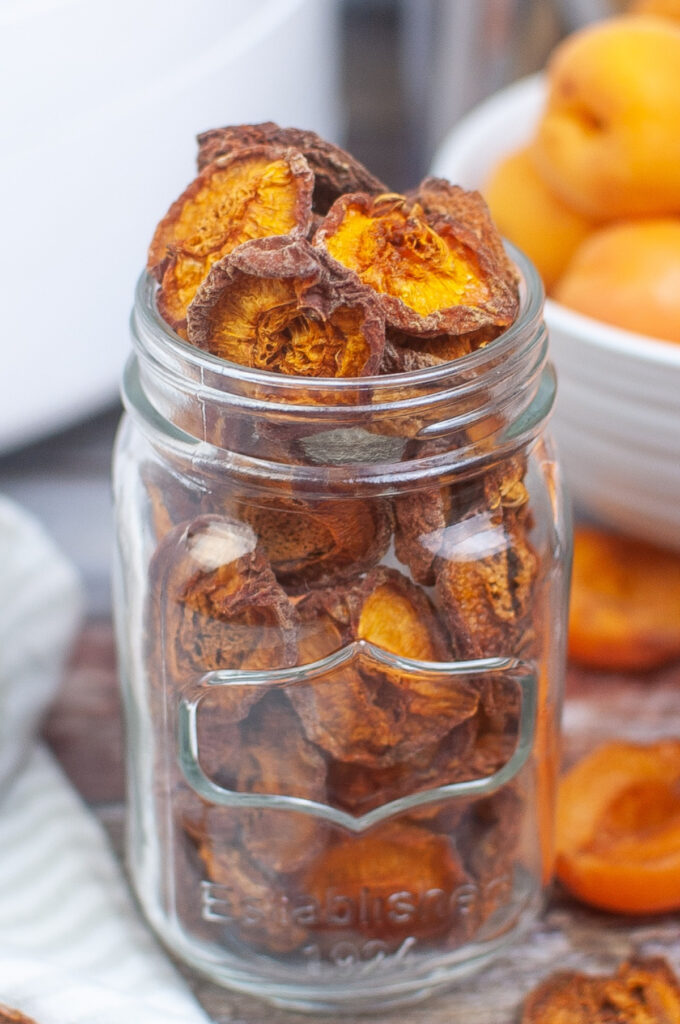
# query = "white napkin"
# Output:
<box><xmin>0</xmin><ymin>496</ymin><xmax>211</xmax><ymax>1023</ymax></box>
<box><xmin>0</xmin><ymin>495</ymin><xmax>82</xmax><ymax>790</ymax></box>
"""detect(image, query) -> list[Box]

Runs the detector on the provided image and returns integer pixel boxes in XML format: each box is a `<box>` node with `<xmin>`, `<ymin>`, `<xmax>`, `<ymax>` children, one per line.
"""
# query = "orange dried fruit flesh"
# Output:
<box><xmin>299</xmin><ymin>822</ymin><xmax>471</xmax><ymax>943</ymax></box>
<box><xmin>521</xmin><ymin>958</ymin><xmax>680</xmax><ymax>1024</ymax></box>
<box><xmin>296</xmin><ymin>566</ymin><xmax>450</xmax><ymax>663</ymax></box>
<box><xmin>315</xmin><ymin>189</ymin><xmax>519</xmax><ymax>335</ymax></box>
<box><xmin>290</xmin><ymin>568</ymin><xmax>479</xmax><ymax>766</ymax></box>
<box><xmin>186</xmin><ymin>236</ymin><xmax>384</xmax><ymax>376</ymax></box>
<box><xmin>556</xmin><ymin>739</ymin><xmax>680</xmax><ymax>914</ymax></box>
<box><xmin>569</xmin><ymin>525</ymin><xmax>680</xmax><ymax>671</ymax></box>
<box><xmin>147</xmin><ymin>146</ymin><xmax>313</xmax><ymax>331</ymax></box>
<box><xmin>196</xmin><ymin>121</ymin><xmax>387</xmax><ymax>213</ymax></box>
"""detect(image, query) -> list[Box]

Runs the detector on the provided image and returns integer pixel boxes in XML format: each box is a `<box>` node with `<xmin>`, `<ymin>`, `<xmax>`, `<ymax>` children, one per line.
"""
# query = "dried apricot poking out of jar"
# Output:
<box><xmin>186</xmin><ymin>236</ymin><xmax>384</xmax><ymax>376</ymax></box>
<box><xmin>147</xmin><ymin>146</ymin><xmax>313</xmax><ymax>332</ymax></box>
<box><xmin>196</xmin><ymin>122</ymin><xmax>387</xmax><ymax>213</ymax></box>
<box><xmin>569</xmin><ymin>526</ymin><xmax>680</xmax><ymax>671</ymax></box>
<box><xmin>556</xmin><ymin>739</ymin><xmax>680</xmax><ymax>914</ymax></box>
<box><xmin>315</xmin><ymin>189</ymin><xmax>519</xmax><ymax>336</ymax></box>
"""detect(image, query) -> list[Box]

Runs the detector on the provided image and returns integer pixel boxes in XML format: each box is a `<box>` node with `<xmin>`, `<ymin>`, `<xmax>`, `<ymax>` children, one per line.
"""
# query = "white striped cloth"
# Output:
<box><xmin>0</xmin><ymin>495</ymin><xmax>210</xmax><ymax>1023</ymax></box>
<box><xmin>0</xmin><ymin>744</ymin><xmax>211</xmax><ymax>1024</ymax></box>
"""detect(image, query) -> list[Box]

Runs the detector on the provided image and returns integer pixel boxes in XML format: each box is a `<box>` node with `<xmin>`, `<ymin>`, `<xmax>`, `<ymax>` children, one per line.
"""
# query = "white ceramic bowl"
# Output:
<box><xmin>433</xmin><ymin>74</ymin><xmax>680</xmax><ymax>551</ymax></box>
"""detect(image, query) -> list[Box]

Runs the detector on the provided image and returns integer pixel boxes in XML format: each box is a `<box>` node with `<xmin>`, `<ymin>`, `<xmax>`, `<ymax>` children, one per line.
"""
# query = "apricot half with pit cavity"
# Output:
<box><xmin>532</xmin><ymin>15</ymin><xmax>680</xmax><ymax>220</ymax></box>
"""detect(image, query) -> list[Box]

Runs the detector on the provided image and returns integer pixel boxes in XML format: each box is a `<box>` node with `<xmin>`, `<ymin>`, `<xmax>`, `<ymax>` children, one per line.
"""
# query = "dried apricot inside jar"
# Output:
<box><xmin>113</xmin><ymin>126</ymin><xmax>570</xmax><ymax>1013</ymax></box>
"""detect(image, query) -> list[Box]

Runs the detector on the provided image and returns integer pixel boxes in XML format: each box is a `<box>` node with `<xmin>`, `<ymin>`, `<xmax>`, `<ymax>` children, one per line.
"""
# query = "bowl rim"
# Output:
<box><xmin>434</xmin><ymin>74</ymin><xmax>680</xmax><ymax>368</ymax></box>
<box><xmin>545</xmin><ymin>299</ymin><xmax>680</xmax><ymax>366</ymax></box>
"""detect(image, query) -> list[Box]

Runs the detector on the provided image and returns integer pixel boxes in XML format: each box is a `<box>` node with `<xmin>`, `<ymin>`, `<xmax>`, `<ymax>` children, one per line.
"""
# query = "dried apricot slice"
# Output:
<box><xmin>432</xmin><ymin>464</ymin><xmax>536</xmax><ymax>660</ymax></box>
<box><xmin>195</xmin><ymin>840</ymin><xmax>307</xmax><ymax>953</ymax></box>
<box><xmin>290</xmin><ymin>569</ymin><xmax>478</xmax><ymax>766</ymax></box>
<box><xmin>521</xmin><ymin>958</ymin><xmax>680</xmax><ymax>1024</ymax></box>
<box><xmin>147</xmin><ymin>146</ymin><xmax>313</xmax><ymax>330</ymax></box>
<box><xmin>315</xmin><ymin>191</ymin><xmax>519</xmax><ymax>336</ymax></box>
<box><xmin>236</xmin><ymin>692</ymin><xmax>328</xmax><ymax>874</ymax></box>
<box><xmin>186</xmin><ymin>236</ymin><xmax>384</xmax><ymax>376</ymax></box>
<box><xmin>196</xmin><ymin>122</ymin><xmax>386</xmax><ymax>213</ymax></box>
<box><xmin>299</xmin><ymin>821</ymin><xmax>471</xmax><ymax>943</ymax></box>
<box><xmin>240</xmin><ymin>492</ymin><xmax>392</xmax><ymax>591</ymax></box>
<box><xmin>569</xmin><ymin>526</ymin><xmax>680</xmax><ymax>671</ymax></box>
<box><xmin>148</xmin><ymin>515</ymin><xmax>299</xmax><ymax>728</ymax></box>
<box><xmin>436</xmin><ymin>515</ymin><xmax>537</xmax><ymax>660</ymax></box>
<box><xmin>556</xmin><ymin>739</ymin><xmax>680</xmax><ymax>915</ymax></box>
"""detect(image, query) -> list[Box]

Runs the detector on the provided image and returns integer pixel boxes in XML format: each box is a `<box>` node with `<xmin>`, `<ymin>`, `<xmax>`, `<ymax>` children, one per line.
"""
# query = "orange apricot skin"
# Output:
<box><xmin>568</xmin><ymin>526</ymin><xmax>680</xmax><ymax>671</ymax></box>
<box><xmin>484</xmin><ymin>146</ymin><xmax>593</xmax><ymax>291</ymax></box>
<box><xmin>553</xmin><ymin>218</ymin><xmax>680</xmax><ymax>343</ymax></box>
<box><xmin>556</xmin><ymin>739</ymin><xmax>680</xmax><ymax>915</ymax></box>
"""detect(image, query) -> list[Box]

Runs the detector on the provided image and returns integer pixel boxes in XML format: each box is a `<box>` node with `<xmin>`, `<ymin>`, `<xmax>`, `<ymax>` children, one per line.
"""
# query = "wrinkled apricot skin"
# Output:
<box><xmin>315</xmin><ymin>191</ymin><xmax>518</xmax><ymax>336</ymax></box>
<box><xmin>568</xmin><ymin>526</ymin><xmax>680</xmax><ymax>671</ymax></box>
<box><xmin>148</xmin><ymin>146</ymin><xmax>313</xmax><ymax>331</ymax></box>
<box><xmin>484</xmin><ymin>145</ymin><xmax>594</xmax><ymax>291</ymax></box>
<box><xmin>553</xmin><ymin>218</ymin><xmax>680</xmax><ymax>343</ymax></box>
<box><xmin>186</xmin><ymin>236</ymin><xmax>385</xmax><ymax>376</ymax></box>
<box><xmin>532</xmin><ymin>16</ymin><xmax>680</xmax><ymax>220</ymax></box>
<box><xmin>196</xmin><ymin>122</ymin><xmax>387</xmax><ymax>213</ymax></box>
<box><xmin>520</xmin><ymin>957</ymin><xmax>680</xmax><ymax>1024</ymax></box>
<box><xmin>556</xmin><ymin>739</ymin><xmax>680</xmax><ymax>914</ymax></box>
<box><xmin>240</xmin><ymin>494</ymin><xmax>393</xmax><ymax>592</ymax></box>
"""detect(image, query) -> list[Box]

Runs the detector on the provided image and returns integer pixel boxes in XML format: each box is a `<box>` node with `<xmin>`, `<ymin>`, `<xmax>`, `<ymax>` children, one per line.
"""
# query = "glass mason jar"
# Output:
<box><xmin>113</xmin><ymin>246</ymin><xmax>570</xmax><ymax>1014</ymax></box>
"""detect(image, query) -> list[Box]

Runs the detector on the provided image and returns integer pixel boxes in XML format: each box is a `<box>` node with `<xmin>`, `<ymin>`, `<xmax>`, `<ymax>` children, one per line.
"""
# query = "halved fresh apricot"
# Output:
<box><xmin>568</xmin><ymin>526</ymin><xmax>680</xmax><ymax>671</ymax></box>
<box><xmin>556</xmin><ymin>739</ymin><xmax>680</xmax><ymax>914</ymax></box>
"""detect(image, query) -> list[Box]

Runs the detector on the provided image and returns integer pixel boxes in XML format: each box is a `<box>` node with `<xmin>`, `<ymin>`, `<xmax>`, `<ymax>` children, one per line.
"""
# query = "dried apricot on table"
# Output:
<box><xmin>186</xmin><ymin>235</ymin><xmax>384</xmax><ymax>376</ymax></box>
<box><xmin>569</xmin><ymin>526</ymin><xmax>680</xmax><ymax>671</ymax></box>
<box><xmin>556</xmin><ymin>739</ymin><xmax>680</xmax><ymax>914</ymax></box>
<box><xmin>520</xmin><ymin>957</ymin><xmax>680</xmax><ymax>1024</ymax></box>
<box><xmin>196</xmin><ymin>122</ymin><xmax>386</xmax><ymax>213</ymax></box>
<box><xmin>315</xmin><ymin>190</ymin><xmax>519</xmax><ymax>336</ymax></box>
<box><xmin>147</xmin><ymin>146</ymin><xmax>313</xmax><ymax>331</ymax></box>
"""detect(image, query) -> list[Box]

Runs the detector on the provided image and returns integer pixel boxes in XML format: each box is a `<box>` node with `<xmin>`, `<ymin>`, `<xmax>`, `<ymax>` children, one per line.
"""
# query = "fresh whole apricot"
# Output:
<box><xmin>484</xmin><ymin>145</ymin><xmax>594</xmax><ymax>290</ymax></box>
<box><xmin>553</xmin><ymin>217</ymin><xmax>680</xmax><ymax>342</ymax></box>
<box><xmin>532</xmin><ymin>16</ymin><xmax>680</xmax><ymax>220</ymax></box>
<box><xmin>568</xmin><ymin>526</ymin><xmax>680</xmax><ymax>671</ymax></box>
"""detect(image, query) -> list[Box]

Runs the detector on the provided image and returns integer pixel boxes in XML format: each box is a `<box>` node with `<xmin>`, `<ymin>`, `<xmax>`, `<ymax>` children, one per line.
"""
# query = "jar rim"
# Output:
<box><xmin>132</xmin><ymin>242</ymin><xmax>544</xmax><ymax>400</ymax></box>
<box><xmin>125</xmin><ymin>243</ymin><xmax>553</xmax><ymax>485</ymax></box>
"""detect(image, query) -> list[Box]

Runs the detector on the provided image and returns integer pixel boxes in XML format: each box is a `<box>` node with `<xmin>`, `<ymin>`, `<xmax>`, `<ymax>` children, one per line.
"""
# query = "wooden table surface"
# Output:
<box><xmin>42</xmin><ymin>620</ymin><xmax>680</xmax><ymax>1024</ymax></box>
